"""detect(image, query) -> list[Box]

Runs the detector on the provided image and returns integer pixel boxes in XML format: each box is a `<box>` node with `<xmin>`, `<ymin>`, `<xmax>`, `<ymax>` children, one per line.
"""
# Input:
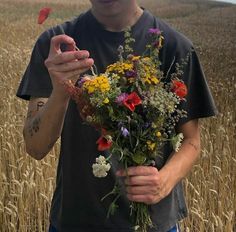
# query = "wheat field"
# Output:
<box><xmin>0</xmin><ymin>0</ymin><xmax>235</xmax><ymax>231</ymax></box>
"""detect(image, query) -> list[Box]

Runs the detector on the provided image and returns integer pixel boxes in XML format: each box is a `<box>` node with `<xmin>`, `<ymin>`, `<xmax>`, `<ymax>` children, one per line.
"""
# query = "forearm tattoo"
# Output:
<box><xmin>28</xmin><ymin>117</ymin><xmax>41</xmax><ymax>137</ymax></box>
<box><xmin>37</xmin><ymin>101</ymin><xmax>45</xmax><ymax>111</ymax></box>
<box><xmin>188</xmin><ymin>142</ymin><xmax>199</xmax><ymax>151</ymax></box>
<box><xmin>26</xmin><ymin>101</ymin><xmax>44</xmax><ymax>137</ymax></box>
<box><xmin>26</xmin><ymin>101</ymin><xmax>45</xmax><ymax>120</ymax></box>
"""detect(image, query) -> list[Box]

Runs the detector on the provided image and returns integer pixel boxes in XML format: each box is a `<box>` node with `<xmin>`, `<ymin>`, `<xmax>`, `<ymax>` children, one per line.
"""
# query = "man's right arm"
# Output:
<box><xmin>23</xmin><ymin>35</ymin><xmax>94</xmax><ymax>160</ymax></box>
<box><xmin>23</xmin><ymin>93</ymin><xmax>70</xmax><ymax>160</ymax></box>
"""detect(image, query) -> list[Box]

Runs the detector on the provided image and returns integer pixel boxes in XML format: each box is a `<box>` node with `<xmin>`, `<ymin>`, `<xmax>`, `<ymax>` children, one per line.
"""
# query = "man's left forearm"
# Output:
<box><xmin>160</xmin><ymin>119</ymin><xmax>201</xmax><ymax>190</ymax></box>
<box><xmin>160</xmin><ymin>137</ymin><xmax>201</xmax><ymax>190</ymax></box>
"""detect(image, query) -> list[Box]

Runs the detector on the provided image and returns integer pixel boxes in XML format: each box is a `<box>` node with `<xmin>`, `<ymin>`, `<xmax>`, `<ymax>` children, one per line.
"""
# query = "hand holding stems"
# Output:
<box><xmin>116</xmin><ymin>166</ymin><xmax>172</xmax><ymax>205</ymax></box>
<box><xmin>44</xmin><ymin>34</ymin><xmax>94</xmax><ymax>99</ymax></box>
<box><xmin>116</xmin><ymin>120</ymin><xmax>201</xmax><ymax>205</ymax></box>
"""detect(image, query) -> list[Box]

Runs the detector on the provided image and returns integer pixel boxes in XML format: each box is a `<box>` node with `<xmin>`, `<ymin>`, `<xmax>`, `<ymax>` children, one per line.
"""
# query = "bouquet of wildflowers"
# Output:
<box><xmin>67</xmin><ymin>28</ymin><xmax>187</xmax><ymax>232</ymax></box>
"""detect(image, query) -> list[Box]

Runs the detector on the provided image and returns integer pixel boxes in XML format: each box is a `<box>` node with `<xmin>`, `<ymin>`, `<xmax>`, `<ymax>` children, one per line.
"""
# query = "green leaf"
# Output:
<box><xmin>132</xmin><ymin>152</ymin><xmax>146</xmax><ymax>165</ymax></box>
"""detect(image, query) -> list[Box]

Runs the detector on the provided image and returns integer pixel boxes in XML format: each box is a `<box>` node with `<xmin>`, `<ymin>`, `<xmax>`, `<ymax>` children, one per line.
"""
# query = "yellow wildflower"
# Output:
<box><xmin>144</xmin><ymin>78</ymin><xmax>151</xmax><ymax>84</ymax></box>
<box><xmin>83</xmin><ymin>75</ymin><xmax>110</xmax><ymax>93</ymax></box>
<box><xmin>103</xmin><ymin>98</ymin><xmax>109</xmax><ymax>104</ymax></box>
<box><xmin>83</xmin><ymin>80</ymin><xmax>96</xmax><ymax>94</ymax></box>
<box><xmin>100</xmin><ymin>83</ymin><xmax>110</xmax><ymax>92</ymax></box>
<box><xmin>132</xmin><ymin>56</ymin><xmax>141</xmax><ymax>61</ymax></box>
<box><xmin>151</xmin><ymin>77</ymin><xmax>159</xmax><ymax>84</ymax></box>
<box><xmin>106</xmin><ymin>62</ymin><xmax>133</xmax><ymax>75</ymax></box>
<box><xmin>147</xmin><ymin>141</ymin><xmax>156</xmax><ymax>151</ymax></box>
<box><xmin>142</xmin><ymin>57</ymin><xmax>151</xmax><ymax>62</ymax></box>
<box><xmin>87</xmin><ymin>85</ymin><xmax>95</xmax><ymax>94</ymax></box>
<box><xmin>156</xmin><ymin>131</ymin><xmax>162</xmax><ymax>138</ymax></box>
<box><xmin>123</xmin><ymin>63</ymin><xmax>133</xmax><ymax>70</ymax></box>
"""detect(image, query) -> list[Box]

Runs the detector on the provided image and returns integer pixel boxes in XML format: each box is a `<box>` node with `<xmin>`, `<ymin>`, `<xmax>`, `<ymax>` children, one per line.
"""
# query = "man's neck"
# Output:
<box><xmin>91</xmin><ymin>6</ymin><xmax>143</xmax><ymax>32</ymax></box>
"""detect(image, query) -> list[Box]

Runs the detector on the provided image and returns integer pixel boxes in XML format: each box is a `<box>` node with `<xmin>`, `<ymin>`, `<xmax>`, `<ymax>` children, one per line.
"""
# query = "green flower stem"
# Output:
<box><xmin>75</xmin><ymin>45</ymin><xmax>97</xmax><ymax>76</ymax></box>
<box><xmin>106</xmin><ymin>192</ymin><xmax>121</xmax><ymax>218</ymax></box>
<box><xmin>132</xmin><ymin>202</ymin><xmax>153</xmax><ymax>232</ymax></box>
<box><xmin>128</xmin><ymin>118</ymin><xmax>133</xmax><ymax>149</ymax></box>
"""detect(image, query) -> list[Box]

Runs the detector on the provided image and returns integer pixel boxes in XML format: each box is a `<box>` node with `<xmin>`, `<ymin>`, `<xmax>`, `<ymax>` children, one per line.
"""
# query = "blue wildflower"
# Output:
<box><xmin>121</xmin><ymin>127</ymin><xmax>129</xmax><ymax>137</ymax></box>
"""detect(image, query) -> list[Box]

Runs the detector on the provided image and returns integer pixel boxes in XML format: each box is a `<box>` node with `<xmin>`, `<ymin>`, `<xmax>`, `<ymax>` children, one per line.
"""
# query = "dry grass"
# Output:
<box><xmin>0</xmin><ymin>0</ymin><xmax>235</xmax><ymax>231</ymax></box>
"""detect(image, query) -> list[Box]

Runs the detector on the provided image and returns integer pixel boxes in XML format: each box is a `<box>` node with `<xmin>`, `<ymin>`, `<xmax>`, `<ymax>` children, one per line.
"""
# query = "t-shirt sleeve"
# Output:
<box><xmin>178</xmin><ymin>48</ymin><xmax>218</xmax><ymax>125</ymax></box>
<box><xmin>16</xmin><ymin>31</ymin><xmax>52</xmax><ymax>100</ymax></box>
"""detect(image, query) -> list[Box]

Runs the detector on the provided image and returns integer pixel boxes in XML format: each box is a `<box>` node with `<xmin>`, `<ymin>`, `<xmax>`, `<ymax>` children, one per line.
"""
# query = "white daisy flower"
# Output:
<box><xmin>172</xmin><ymin>133</ymin><xmax>184</xmax><ymax>152</ymax></box>
<box><xmin>92</xmin><ymin>155</ymin><xmax>111</xmax><ymax>178</ymax></box>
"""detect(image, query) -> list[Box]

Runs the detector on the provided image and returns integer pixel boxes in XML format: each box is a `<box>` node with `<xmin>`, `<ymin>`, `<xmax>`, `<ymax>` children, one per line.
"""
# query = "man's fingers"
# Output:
<box><xmin>126</xmin><ymin>185</ymin><xmax>158</xmax><ymax>195</ymax></box>
<box><xmin>116</xmin><ymin>166</ymin><xmax>158</xmax><ymax>177</ymax></box>
<box><xmin>49</xmin><ymin>35</ymin><xmax>75</xmax><ymax>55</ymax></box>
<box><xmin>47</xmin><ymin>57</ymin><xmax>94</xmax><ymax>72</ymax></box>
<box><xmin>51</xmin><ymin>50</ymin><xmax>90</xmax><ymax>65</ymax></box>
<box><xmin>65</xmin><ymin>66</ymin><xmax>93</xmax><ymax>80</ymax></box>
<box><xmin>124</xmin><ymin>175</ymin><xmax>160</xmax><ymax>186</ymax></box>
<box><xmin>50</xmin><ymin>62</ymin><xmax>94</xmax><ymax>81</ymax></box>
<box><xmin>127</xmin><ymin>194</ymin><xmax>161</xmax><ymax>204</ymax></box>
<box><xmin>58</xmin><ymin>58</ymin><xmax>93</xmax><ymax>72</ymax></box>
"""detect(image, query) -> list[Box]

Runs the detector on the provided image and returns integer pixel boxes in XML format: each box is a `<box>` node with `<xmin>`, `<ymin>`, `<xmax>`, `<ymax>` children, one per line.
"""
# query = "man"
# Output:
<box><xmin>17</xmin><ymin>0</ymin><xmax>217</xmax><ymax>231</ymax></box>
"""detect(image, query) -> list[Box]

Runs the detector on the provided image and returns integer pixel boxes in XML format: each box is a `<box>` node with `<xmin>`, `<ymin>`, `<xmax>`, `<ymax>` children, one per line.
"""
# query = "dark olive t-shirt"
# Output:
<box><xmin>16</xmin><ymin>9</ymin><xmax>217</xmax><ymax>232</ymax></box>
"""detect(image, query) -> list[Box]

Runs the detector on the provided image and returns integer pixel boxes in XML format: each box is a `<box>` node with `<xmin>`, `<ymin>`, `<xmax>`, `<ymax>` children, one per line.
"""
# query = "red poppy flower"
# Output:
<box><xmin>171</xmin><ymin>80</ymin><xmax>187</xmax><ymax>99</ymax></box>
<box><xmin>38</xmin><ymin>7</ymin><xmax>52</xmax><ymax>24</ymax></box>
<box><xmin>123</xmin><ymin>92</ymin><xmax>142</xmax><ymax>112</ymax></box>
<box><xmin>96</xmin><ymin>135</ymin><xmax>112</xmax><ymax>151</ymax></box>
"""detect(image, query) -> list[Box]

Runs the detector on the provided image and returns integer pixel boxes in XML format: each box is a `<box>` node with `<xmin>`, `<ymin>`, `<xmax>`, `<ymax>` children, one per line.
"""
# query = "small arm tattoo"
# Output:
<box><xmin>188</xmin><ymin>142</ymin><xmax>199</xmax><ymax>151</ymax></box>
<box><xmin>26</xmin><ymin>101</ymin><xmax>44</xmax><ymax>137</ymax></box>
<box><xmin>28</xmin><ymin>117</ymin><xmax>41</xmax><ymax>137</ymax></box>
<box><xmin>26</xmin><ymin>101</ymin><xmax>44</xmax><ymax>120</ymax></box>
<box><xmin>37</xmin><ymin>101</ymin><xmax>45</xmax><ymax>111</ymax></box>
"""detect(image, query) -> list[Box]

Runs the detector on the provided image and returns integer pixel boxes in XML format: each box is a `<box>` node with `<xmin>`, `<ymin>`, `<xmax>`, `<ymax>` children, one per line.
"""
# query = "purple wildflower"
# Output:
<box><xmin>148</xmin><ymin>28</ymin><xmax>161</xmax><ymax>35</ymax></box>
<box><xmin>143</xmin><ymin>122</ymin><xmax>151</xmax><ymax>129</ymax></box>
<box><xmin>77</xmin><ymin>77</ymin><xmax>87</xmax><ymax>87</ymax></box>
<box><xmin>118</xmin><ymin>122</ymin><xmax>123</xmax><ymax>128</ymax></box>
<box><xmin>121</xmin><ymin>127</ymin><xmax>129</xmax><ymax>137</ymax></box>
<box><xmin>115</xmin><ymin>93</ymin><xmax>129</xmax><ymax>105</ymax></box>
<box><xmin>125</xmin><ymin>70</ymin><xmax>137</xmax><ymax>78</ymax></box>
